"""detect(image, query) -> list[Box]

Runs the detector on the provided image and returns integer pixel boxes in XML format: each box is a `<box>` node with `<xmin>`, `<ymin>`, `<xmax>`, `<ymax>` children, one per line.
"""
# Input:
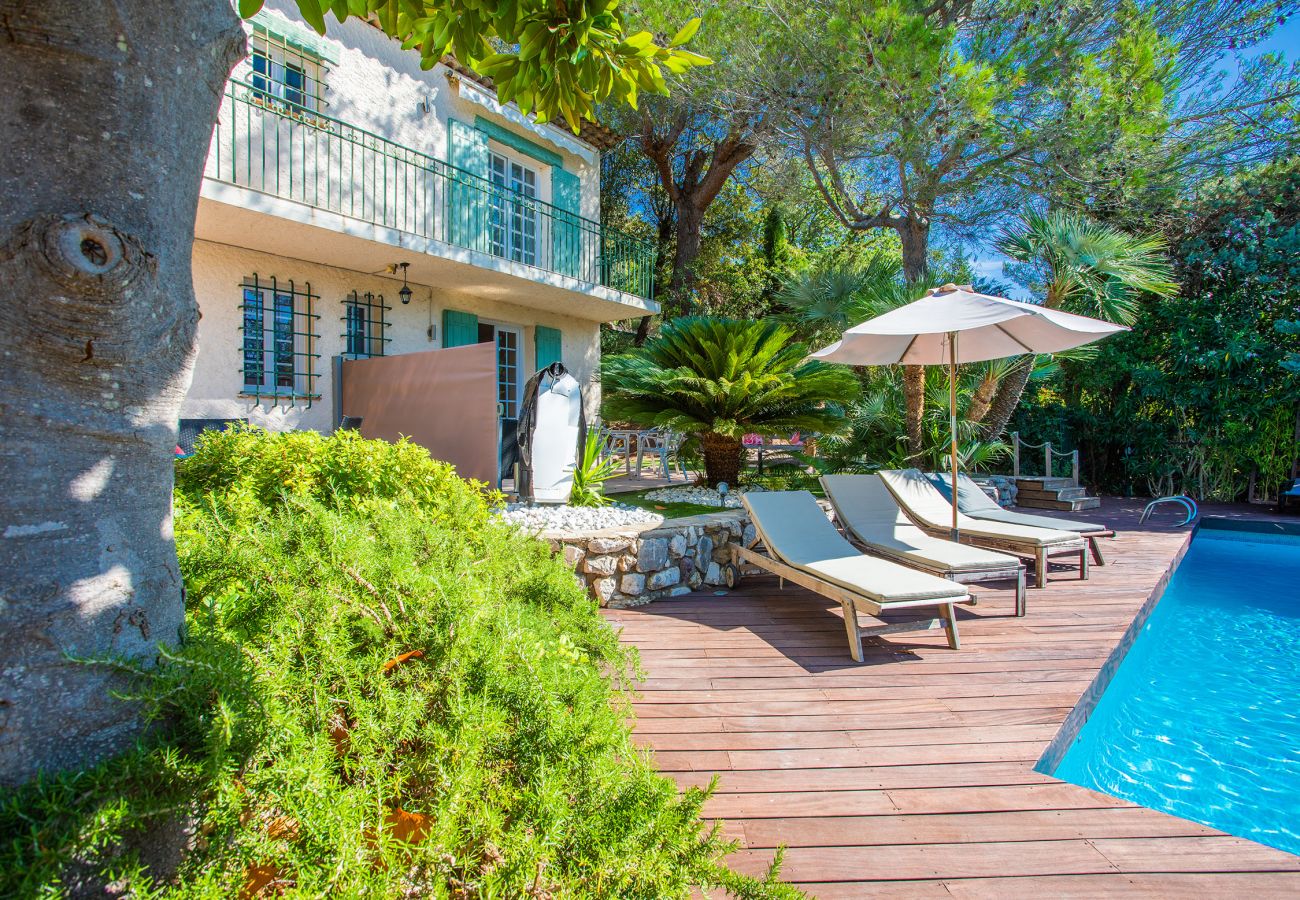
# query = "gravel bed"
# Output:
<box><xmin>642</xmin><ymin>484</ymin><xmax>765</xmax><ymax>509</ymax></box>
<box><xmin>497</xmin><ymin>502</ymin><xmax>663</xmax><ymax>533</ymax></box>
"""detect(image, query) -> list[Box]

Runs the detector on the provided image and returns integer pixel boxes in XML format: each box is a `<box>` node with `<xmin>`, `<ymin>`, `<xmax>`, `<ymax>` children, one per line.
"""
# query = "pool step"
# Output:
<box><xmin>1014</xmin><ymin>477</ymin><xmax>1102</xmax><ymax>512</ymax></box>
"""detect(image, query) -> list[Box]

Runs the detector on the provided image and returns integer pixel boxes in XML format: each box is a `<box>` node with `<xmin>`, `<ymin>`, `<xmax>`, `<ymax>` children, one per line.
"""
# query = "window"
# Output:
<box><xmin>249</xmin><ymin>27</ymin><xmax>326</xmax><ymax>113</ymax></box>
<box><xmin>478</xmin><ymin>322</ymin><xmax>522</xmax><ymax>419</ymax></box>
<box><xmin>488</xmin><ymin>152</ymin><xmax>539</xmax><ymax>266</ymax></box>
<box><xmin>342</xmin><ymin>290</ymin><xmax>389</xmax><ymax>358</ymax></box>
<box><xmin>240</xmin><ymin>275</ymin><xmax>319</xmax><ymax>402</ymax></box>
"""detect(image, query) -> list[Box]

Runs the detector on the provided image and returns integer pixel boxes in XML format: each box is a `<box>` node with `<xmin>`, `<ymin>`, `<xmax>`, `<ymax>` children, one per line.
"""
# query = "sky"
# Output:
<box><xmin>968</xmin><ymin>15</ymin><xmax>1298</xmax><ymax>299</ymax></box>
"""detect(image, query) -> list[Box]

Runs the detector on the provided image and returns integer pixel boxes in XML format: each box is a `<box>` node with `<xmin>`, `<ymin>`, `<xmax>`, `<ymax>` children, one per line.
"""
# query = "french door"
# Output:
<box><xmin>488</xmin><ymin>152</ymin><xmax>539</xmax><ymax>266</ymax></box>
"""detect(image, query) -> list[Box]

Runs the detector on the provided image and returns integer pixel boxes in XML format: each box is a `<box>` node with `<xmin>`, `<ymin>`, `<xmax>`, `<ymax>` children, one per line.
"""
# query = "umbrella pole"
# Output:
<box><xmin>949</xmin><ymin>331</ymin><xmax>959</xmax><ymax>540</ymax></box>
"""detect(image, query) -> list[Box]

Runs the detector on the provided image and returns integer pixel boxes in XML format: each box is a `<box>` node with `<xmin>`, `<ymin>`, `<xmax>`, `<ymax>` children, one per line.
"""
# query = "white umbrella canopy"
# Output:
<box><xmin>812</xmin><ymin>284</ymin><xmax>1128</xmax><ymax>536</ymax></box>
<box><xmin>812</xmin><ymin>284</ymin><xmax>1127</xmax><ymax>366</ymax></box>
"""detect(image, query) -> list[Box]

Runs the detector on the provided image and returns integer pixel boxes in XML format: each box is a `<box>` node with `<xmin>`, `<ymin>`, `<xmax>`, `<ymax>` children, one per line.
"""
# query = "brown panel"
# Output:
<box><xmin>341</xmin><ymin>343</ymin><xmax>498</xmax><ymax>485</ymax></box>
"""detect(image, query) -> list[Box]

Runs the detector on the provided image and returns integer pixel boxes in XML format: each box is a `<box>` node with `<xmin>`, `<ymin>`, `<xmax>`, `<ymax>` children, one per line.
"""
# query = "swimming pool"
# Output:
<box><xmin>1043</xmin><ymin>519</ymin><xmax>1300</xmax><ymax>856</ymax></box>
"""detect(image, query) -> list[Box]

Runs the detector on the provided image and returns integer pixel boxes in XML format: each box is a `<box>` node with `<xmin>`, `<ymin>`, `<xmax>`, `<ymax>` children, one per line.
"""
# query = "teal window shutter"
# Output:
<box><xmin>442</xmin><ymin>309</ymin><xmax>479</xmax><ymax>348</ymax></box>
<box><xmin>551</xmin><ymin>168</ymin><xmax>583</xmax><ymax>279</ymax></box>
<box><xmin>535</xmin><ymin>325</ymin><xmax>562</xmax><ymax>370</ymax></box>
<box><xmin>448</xmin><ymin>120</ymin><xmax>489</xmax><ymax>252</ymax></box>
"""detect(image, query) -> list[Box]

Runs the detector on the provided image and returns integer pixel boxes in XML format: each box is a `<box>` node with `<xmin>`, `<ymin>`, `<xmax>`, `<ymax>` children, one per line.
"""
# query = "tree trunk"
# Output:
<box><xmin>898</xmin><ymin>216</ymin><xmax>930</xmax><ymax>457</ymax></box>
<box><xmin>666</xmin><ymin>201</ymin><xmax>704</xmax><ymax>317</ymax></box>
<box><xmin>700</xmin><ymin>432</ymin><xmax>744</xmax><ymax>487</ymax></box>
<box><xmin>965</xmin><ymin>370</ymin><xmax>1000</xmax><ymax>424</ymax></box>
<box><xmin>0</xmin><ymin>0</ymin><xmax>245</xmax><ymax>785</ymax></box>
<box><xmin>980</xmin><ymin>356</ymin><xmax>1034</xmax><ymax>441</ymax></box>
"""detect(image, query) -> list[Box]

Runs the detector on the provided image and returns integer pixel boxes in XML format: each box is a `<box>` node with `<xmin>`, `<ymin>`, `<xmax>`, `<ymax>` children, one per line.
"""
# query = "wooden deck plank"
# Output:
<box><xmin>602</xmin><ymin>499</ymin><xmax>1300</xmax><ymax>895</ymax></box>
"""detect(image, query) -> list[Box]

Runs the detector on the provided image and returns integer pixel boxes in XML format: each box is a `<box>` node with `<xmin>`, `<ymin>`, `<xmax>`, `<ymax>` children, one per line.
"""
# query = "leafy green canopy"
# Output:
<box><xmin>602</xmin><ymin>317</ymin><xmax>860</xmax><ymax>439</ymax></box>
<box><xmin>241</xmin><ymin>0</ymin><xmax>710</xmax><ymax>131</ymax></box>
<box><xmin>0</xmin><ymin>428</ymin><xmax>799</xmax><ymax>899</ymax></box>
<box><xmin>1012</xmin><ymin>158</ymin><xmax>1300</xmax><ymax>499</ymax></box>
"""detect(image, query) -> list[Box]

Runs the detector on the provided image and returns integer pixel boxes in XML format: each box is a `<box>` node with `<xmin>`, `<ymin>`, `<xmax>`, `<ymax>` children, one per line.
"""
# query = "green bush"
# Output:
<box><xmin>1</xmin><ymin>428</ymin><xmax>800</xmax><ymax>899</ymax></box>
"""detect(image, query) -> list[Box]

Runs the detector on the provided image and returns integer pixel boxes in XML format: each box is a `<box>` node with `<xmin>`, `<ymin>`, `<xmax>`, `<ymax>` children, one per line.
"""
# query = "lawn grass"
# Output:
<box><xmin>611</xmin><ymin>489</ymin><xmax>731</xmax><ymax>520</ymax></box>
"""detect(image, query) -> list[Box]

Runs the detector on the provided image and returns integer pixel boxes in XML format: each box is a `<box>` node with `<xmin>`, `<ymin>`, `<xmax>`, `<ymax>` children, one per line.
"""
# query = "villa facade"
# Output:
<box><xmin>183</xmin><ymin>1</ymin><xmax>655</xmax><ymax>451</ymax></box>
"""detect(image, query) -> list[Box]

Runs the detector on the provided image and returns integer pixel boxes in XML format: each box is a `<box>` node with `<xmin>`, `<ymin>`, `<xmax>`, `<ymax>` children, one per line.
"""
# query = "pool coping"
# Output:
<box><xmin>1034</xmin><ymin>522</ymin><xmax>1199</xmax><ymax>775</ymax></box>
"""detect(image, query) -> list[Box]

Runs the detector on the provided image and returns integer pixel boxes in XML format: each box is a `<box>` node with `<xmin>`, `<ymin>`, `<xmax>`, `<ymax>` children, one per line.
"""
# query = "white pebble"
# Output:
<box><xmin>642</xmin><ymin>485</ymin><xmax>764</xmax><ymax>509</ymax></box>
<box><xmin>495</xmin><ymin>501</ymin><xmax>663</xmax><ymax>533</ymax></box>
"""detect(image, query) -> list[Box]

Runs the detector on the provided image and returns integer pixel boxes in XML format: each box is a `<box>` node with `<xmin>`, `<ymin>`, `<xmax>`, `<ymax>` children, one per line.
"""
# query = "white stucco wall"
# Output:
<box><xmin>251</xmin><ymin>1</ymin><xmax>599</xmax><ymax>219</ymax></box>
<box><xmin>184</xmin><ymin>240</ymin><xmax>602</xmax><ymax>434</ymax></box>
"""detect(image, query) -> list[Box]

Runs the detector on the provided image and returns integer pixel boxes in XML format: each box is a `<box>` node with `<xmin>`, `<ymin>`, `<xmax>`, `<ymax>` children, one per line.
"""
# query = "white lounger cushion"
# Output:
<box><xmin>928</xmin><ymin>472</ymin><xmax>1107</xmax><ymax>534</ymax></box>
<box><xmin>741</xmin><ymin>491</ymin><xmax>967</xmax><ymax>604</ymax></box>
<box><xmin>878</xmin><ymin>469</ymin><xmax>1080</xmax><ymax>548</ymax></box>
<box><xmin>821</xmin><ymin>474</ymin><xmax>1020</xmax><ymax>574</ymax></box>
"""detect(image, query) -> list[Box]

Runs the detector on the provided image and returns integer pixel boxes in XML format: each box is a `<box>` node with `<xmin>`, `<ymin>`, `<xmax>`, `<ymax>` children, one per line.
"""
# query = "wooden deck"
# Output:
<box><xmin>602</xmin><ymin>500</ymin><xmax>1300</xmax><ymax>897</ymax></box>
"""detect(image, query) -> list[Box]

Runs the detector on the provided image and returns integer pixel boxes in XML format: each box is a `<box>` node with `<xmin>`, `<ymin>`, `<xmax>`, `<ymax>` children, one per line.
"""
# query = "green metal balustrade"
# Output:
<box><xmin>206</xmin><ymin>79</ymin><xmax>656</xmax><ymax>301</ymax></box>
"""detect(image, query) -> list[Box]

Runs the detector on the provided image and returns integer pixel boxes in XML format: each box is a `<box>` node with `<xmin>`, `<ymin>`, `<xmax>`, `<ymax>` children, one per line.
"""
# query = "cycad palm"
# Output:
<box><xmin>602</xmin><ymin>317</ymin><xmax>860</xmax><ymax>486</ymax></box>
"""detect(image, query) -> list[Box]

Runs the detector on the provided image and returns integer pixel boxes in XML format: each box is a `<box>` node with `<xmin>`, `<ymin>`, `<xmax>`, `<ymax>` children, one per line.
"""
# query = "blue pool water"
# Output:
<box><xmin>1049</xmin><ymin>524</ymin><xmax>1300</xmax><ymax>855</ymax></box>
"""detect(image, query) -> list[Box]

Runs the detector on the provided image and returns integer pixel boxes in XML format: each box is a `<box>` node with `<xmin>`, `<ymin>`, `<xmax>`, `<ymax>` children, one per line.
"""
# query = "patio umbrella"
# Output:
<box><xmin>811</xmin><ymin>284</ymin><xmax>1127</xmax><ymax>536</ymax></box>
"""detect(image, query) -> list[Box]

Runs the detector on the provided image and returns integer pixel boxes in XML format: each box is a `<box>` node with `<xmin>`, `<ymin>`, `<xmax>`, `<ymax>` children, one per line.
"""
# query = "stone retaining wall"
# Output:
<box><xmin>547</xmin><ymin>510</ymin><xmax>756</xmax><ymax>609</ymax></box>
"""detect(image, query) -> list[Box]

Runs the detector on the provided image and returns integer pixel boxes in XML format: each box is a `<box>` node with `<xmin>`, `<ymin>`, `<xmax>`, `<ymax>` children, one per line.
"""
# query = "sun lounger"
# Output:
<box><xmin>878</xmin><ymin>469</ymin><xmax>1089</xmax><ymax>589</ymax></box>
<box><xmin>822</xmin><ymin>474</ymin><xmax>1028</xmax><ymax>616</ymax></box>
<box><xmin>926</xmin><ymin>471</ymin><xmax>1116</xmax><ymax>565</ymax></box>
<box><xmin>730</xmin><ymin>491</ymin><xmax>965</xmax><ymax>661</ymax></box>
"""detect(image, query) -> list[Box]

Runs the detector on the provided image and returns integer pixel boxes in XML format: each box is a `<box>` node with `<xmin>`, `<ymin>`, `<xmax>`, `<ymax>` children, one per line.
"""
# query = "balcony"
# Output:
<box><xmin>200</xmin><ymin>79</ymin><xmax>656</xmax><ymax>318</ymax></box>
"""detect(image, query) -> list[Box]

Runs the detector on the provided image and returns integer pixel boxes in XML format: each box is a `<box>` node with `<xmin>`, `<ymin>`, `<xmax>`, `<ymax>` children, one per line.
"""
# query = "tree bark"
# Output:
<box><xmin>637</xmin><ymin>111</ymin><xmax>757</xmax><ymax>321</ymax></box>
<box><xmin>700</xmin><ymin>432</ymin><xmax>744</xmax><ymax>487</ymax></box>
<box><xmin>980</xmin><ymin>356</ymin><xmax>1034</xmax><ymax>441</ymax></box>
<box><xmin>965</xmin><ymin>370</ymin><xmax>1000</xmax><ymax>424</ymax></box>
<box><xmin>0</xmin><ymin>0</ymin><xmax>245</xmax><ymax>785</ymax></box>
<box><xmin>667</xmin><ymin>202</ymin><xmax>705</xmax><ymax>315</ymax></box>
<box><xmin>898</xmin><ymin>216</ymin><xmax>931</xmax><ymax>457</ymax></box>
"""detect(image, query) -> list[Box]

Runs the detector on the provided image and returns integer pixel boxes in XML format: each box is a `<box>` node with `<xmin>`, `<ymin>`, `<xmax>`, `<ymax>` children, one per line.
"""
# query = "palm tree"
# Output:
<box><xmin>980</xmin><ymin>210</ymin><xmax>1178</xmax><ymax>439</ymax></box>
<box><xmin>602</xmin><ymin>317</ymin><xmax>860</xmax><ymax>486</ymax></box>
<box><xmin>777</xmin><ymin>254</ymin><xmax>941</xmax><ymax>456</ymax></box>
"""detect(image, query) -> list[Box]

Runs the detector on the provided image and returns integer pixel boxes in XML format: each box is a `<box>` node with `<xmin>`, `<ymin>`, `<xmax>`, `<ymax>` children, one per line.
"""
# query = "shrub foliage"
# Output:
<box><xmin>1</xmin><ymin>427</ymin><xmax>799</xmax><ymax>898</ymax></box>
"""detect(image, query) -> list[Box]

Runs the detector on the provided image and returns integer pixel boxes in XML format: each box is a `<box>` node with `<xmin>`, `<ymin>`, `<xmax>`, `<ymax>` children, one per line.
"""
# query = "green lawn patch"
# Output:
<box><xmin>613</xmin><ymin>489</ymin><xmax>728</xmax><ymax>520</ymax></box>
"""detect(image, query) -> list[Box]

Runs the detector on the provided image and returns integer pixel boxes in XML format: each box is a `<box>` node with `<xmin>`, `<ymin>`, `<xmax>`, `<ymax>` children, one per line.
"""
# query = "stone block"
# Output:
<box><xmin>561</xmin><ymin>544</ymin><xmax>585</xmax><ymax>568</ymax></box>
<box><xmin>619</xmin><ymin>573</ymin><xmax>646</xmax><ymax>595</ymax></box>
<box><xmin>647</xmin><ymin>567</ymin><xmax>681</xmax><ymax>590</ymax></box>
<box><xmin>582</xmin><ymin>554</ymin><xmax>618</xmax><ymax>576</ymax></box>
<box><xmin>669</xmin><ymin>532</ymin><xmax>688</xmax><ymax>556</ymax></box>
<box><xmin>704</xmin><ymin>561</ymin><xmax>722</xmax><ymax>585</ymax></box>
<box><xmin>588</xmin><ymin>536</ymin><xmax>633</xmax><ymax>554</ymax></box>
<box><xmin>618</xmin><ymin>553</ymin><xmax>638</xmax><ymax>572</ymax></box>
<box><xmin>591</xmin><ymin>577</ymin><xmax>617</xmax><ymax>605</ymax></box>
<box><xmin>669</xmin><ymin>585</ymin><xmax>692</xmax><ymax>597</ymax></box>
<box><xmin>742</xmin><ymin>523</ymin><xmax>756</xmax><ymax>547</ymax></box>
<box><xmin>695</xmin><ymin>536</ymin><xmax>714</xmax><ymax>571</ymax></box>
<box><xmin>636</xmin><ymin>537</ymin><xmax>669</xmax><ymax>572</ymax></box>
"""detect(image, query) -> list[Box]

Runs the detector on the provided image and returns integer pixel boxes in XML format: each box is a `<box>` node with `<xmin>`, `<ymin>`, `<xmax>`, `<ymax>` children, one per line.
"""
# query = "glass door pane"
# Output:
<box><xmin>496</xmin><ymin>328</ymin><xmax>520</xmax><ymax>420</ymax></box>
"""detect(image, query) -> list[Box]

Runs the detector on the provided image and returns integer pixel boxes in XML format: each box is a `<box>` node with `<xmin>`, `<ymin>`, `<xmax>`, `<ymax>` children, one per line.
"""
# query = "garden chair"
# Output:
<box><xmin>822</xmin><ymin>474</ymin><xmax>1028</xmax><ymax>616</ymax></box>
<box><xmin>878</xmin><ymin>469</ymin><xmax>1089</xmax><ymax>589</ymax></box>
<box><xmin>729</xmin><ymin>490</ymin><xmax>965</xmax><ymax>662</ymax></box>
<box><xmin>926</xmin><ymin>471</ymin><xmax>1115</xmax><ymax>565</ymax></box>
<box><xmin>635</xmin><ymin>429</ymin><xmax>686</xmax><ymax>480</ymax></box>
<box><xmin>600</xmin><ymin>427</ymin><xmax>636</xmax><ymax>475</ymax></box>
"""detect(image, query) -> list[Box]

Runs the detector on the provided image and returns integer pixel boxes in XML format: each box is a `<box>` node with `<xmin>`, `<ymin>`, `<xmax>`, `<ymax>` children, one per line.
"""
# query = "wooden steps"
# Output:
<box><xmin>1015</xmin><ymin>477</ymin><xmax>1102</xmax><ymax>511</ymax></box>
